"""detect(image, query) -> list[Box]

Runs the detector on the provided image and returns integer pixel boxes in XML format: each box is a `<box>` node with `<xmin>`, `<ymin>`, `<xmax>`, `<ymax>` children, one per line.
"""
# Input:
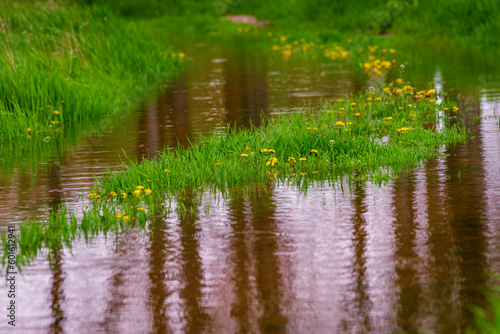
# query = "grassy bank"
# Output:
<box><xmin>3</xmin><ymin>82</ymin><xmax>471</xmax><ymax>268</ymax></box>
<box><xmin>0</xmin><ymin>1</ymin><xmax>184</xmax><ymax>171</ymax></box>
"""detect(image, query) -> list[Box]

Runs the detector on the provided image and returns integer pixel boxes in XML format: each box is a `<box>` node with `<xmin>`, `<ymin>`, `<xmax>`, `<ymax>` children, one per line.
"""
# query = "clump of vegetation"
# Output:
<box><xmin>91</xmin><ymin>83</ymin><xmax>467</xmax><ymax>196</ymax></box>
<box><xmin>0</xmin><ymin>1</ymin><xmax>185</xmax><ymax>169</ymax></box>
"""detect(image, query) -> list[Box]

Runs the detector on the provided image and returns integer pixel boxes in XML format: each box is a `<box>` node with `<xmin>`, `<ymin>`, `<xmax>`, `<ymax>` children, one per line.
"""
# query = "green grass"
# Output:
<box><xmin>98</xmin><ymin>0</ymin><xmax>500</xmax><ymax>53</ymax></box>
<box><xmin>0</xmin><ymin>1</ymin><xmax>185</xmax><ymax>171</ymax></box>
<box><xmin>90</xmin><ymin>85</ymin><xmax>468</xmax><ymax>196</ymax></box>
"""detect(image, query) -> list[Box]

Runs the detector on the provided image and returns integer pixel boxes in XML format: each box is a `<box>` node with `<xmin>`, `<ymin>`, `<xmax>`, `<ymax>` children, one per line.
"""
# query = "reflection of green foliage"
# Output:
<box><xmin>468</xmin><ymin>282</ymin><xmax>500</xmax><ymax>333</ymax></box>
<box><xmin>0</xmin><ymin>2</ymin><xmax>184</xmax><ymax>171</ymax></box>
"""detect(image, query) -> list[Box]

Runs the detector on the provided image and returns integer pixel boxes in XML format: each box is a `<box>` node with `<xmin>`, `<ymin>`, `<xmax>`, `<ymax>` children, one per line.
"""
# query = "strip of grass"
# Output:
<box><xmin>0</xmin><ymin>1</ymin><xmax>185</xmax><ymax>171</ymax></box>
<box><xmin>2</xmin><ymin>81</ymin><xmax>471</xmax><ymax>269</ymax></box>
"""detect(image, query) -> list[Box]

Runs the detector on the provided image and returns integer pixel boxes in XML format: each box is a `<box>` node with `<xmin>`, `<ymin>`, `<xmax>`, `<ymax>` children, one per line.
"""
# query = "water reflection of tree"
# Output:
<box><xmin>347</xmin><ymin>181</ymin><xmax>372</xmax><ymax>332</ymax></box>
<box><xmin>223</xmin><ymin>38</ymin><xmax>268</xmax><ymax>129</ymax></box>
<box><xmin>147</xmin><ymin>213</ymin><xmax>170</xmax><ymax>333</ymax></box>
<box><xmin>177</xmin><ymin>192</ymin><xmax>210</xmax><ymax>333</ymax></box>
<box><xmin>443</xmin><ymin>100</ymin><xmax>488</xmax><ymax>330</ymax></box>
<box><xmin>48</xmin><ymin>161</ymin><xmax>65</xmax><ymax>333</ymax></box>
<box><xmin>391</xmin><ymin>173</ymin><xmax>421</xmax><ymax>332</ymax></box>
<box><xmin>143</xmin><ymin>72</ymin><xmax>191</xmax><ymax>153</ymax></box>
<box><xmin>228</xmin><ymin>187</ymin><xmax>288</xmax><ymax>332</ymax></box>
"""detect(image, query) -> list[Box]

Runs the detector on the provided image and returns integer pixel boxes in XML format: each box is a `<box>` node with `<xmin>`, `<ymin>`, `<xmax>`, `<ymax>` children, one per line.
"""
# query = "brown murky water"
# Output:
<box><xmin>1</xmin><ymin>35</ymin><xmax>500</xmax><ymax>333</ymax></box>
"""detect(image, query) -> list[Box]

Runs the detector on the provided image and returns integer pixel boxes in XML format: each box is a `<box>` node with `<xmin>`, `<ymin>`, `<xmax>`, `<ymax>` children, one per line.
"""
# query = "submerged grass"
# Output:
<box><xmin>0</xmin><ymin>2</ymin><xmax>185</xmax><ymax>171</ymax></box>
<box><xmin>468</xmin><ymin>282</ymin><xmax>500</xmax><ymax>333</ymax></box>
<box><xmin>2</xmin><ymin>82</ymin><xmax>471</xmax><ymax>269</ymax></box>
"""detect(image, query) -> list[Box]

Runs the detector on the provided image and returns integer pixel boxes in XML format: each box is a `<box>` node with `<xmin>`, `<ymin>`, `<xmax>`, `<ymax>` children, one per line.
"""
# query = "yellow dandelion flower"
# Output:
<box><xmin>164</xmin><ymin>169</ymin><xmax>171</xmax><ymax>173</ymax></box>
<box><xmin>109</xmin><ymin>191</ymin><xmax>117</xmax><ymax>197</ymax></box>
<box><xmin>426</xmin><ymin>89</ymin><xmax>436</xmax><ymax>95</ymax></box>
<box><xmin>215</xmin><ymin>160</ymin><xmax>221</xmax><ymax>165</ymax></box>
<box><xmin>409</xmin><ymin>114</ymin><xmax>417</xmax><ymax>118</ymax></box>
<box><xmin>443</xmin><ymin>107</ymin><xmax>449</xmax><ymax>111</ymax></box>
<box><xmin>136</xmin><ymin>185</ymin><xmax>144</xmax><ymax>190</ymax></box>
<box><xmin>241</xmin><ymin>153</ymin><xmax>249</xmax><ymax>157</ymax></box>
<box><xmin>288</xmin><ymin>157</ymin><xmax>296</xmax><ymax>163</ymax></box>
<box><xmin>403</xmin><ymin>85</ymin><xmax>413</xmax><ymax>93</ymax></box>
<box><xmin>144</xmin><ymin>189</ymin><xmax>152</xmax><ymax>195</ymax></box>
<box><xmin>116</xmin><ymin>213</ymin><xmax>123</xmax><ymax>219</ymax></box>
<box><xmin>336</xmin><ymin>99</ymin><xmax>343</xmax><ymax>102</ymax></box>
<box><xmin>336</xmin><ymin>121</ymin><xmax>345</xmax><ymax>126</ymax></box>
<box><xmin>245</xmin><ymin>146</ymin><xmax>250</xmax><ymax>150</ymax></box>
<box><xmin>340</xmin><ymin>107</ymin><xmax>345</xmax><ymax>111</ymax></box>
<box><xmin>355</xmin><ymin>113</ymin><xmax>361</xmax><ymax>116</ymax></box>
<box><xmin>351</xmin><ymin>103</ymin><xmax>356</xmax><ymax>107</ymax></box>
<box><xmin>133</xmin><ymin>189</ymin><xmax>141</xmax><ymax>196</ymax></box>
<box><xmin>453</xmin><ymin>107</ymin><xmax>459</xmax><ymax>111</ymax></box>
<box><xmin>121</xmin><ymin>192</ymin><xmax>127</xmax><ymax>198</ymax></box>
<box><xmin>268</xmin><ymin>149</ymin><xmax>276</xmax><ymax>154</ymax></box>
<box><xmin>260</xmin><ymin>148</ymin><xmax>268</xmax><ymax>153</ymax></box>
<box><xmin>138</xmin><ymin>207</ymin><xmax>146</xmax><ymax>211</ymax></box>
<box><xmin>299</xmin><ymin>157</ymin><xmax>307</xmax><ymax>161</ymax></box>
<box><xmin>376</xmin><ymin>97</ymin><xmax>382</xmax><ymax>101</ymax></box>
<box><xmin>384</xmin><ymin>117</ymin><xmax>392</xmax><ymax>120</ymax></box>
<box><xmin>54</xmin><ymin>110</ymin><xmax>60</xmax><ymax>115</ymax></box>
<box><xmin>300</xmin><ymin>172</ymin><xmax>307</xmax><ymax>175</ymax></box>
<box><xmin>89</xmin><ymin>193</ymin><xmax>96</xmax><ymax>199</ymax></box>
<box><xmin>310</xmin><ymin>149</ymin><xmax>318</xmax><ymax>154</ymax></box>
<box><xmin>123</xmin><ymin>215</ymin><xmax>130</xmax><ymax>221</ymax></box>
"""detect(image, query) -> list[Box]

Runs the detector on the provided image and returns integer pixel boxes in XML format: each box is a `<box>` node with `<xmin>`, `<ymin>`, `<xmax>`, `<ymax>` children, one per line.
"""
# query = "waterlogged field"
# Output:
<box><xmin>4</xmin><ymin>84</ymin><xmax>470</xmax><ymax>266</ymax></box>
<box><xmin>1</xmin><ymin>5</ymin><xmax>500</xmax><ymax>333</ymax></box>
